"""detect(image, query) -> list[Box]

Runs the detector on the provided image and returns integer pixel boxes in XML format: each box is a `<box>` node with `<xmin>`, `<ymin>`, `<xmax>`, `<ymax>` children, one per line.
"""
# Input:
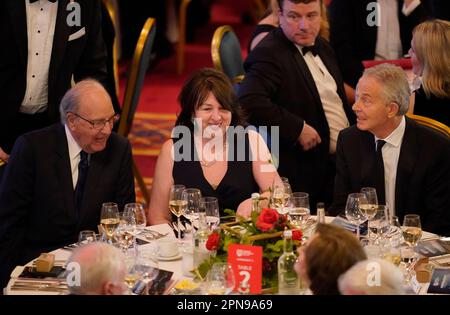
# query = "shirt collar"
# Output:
<box><xmin>375</xmin><ymin>116</ymin><xmax>406</xmax><ymax>148</ymax></box>
<box><xmin>65</xmin><ymin>124</ymin><xmax>83</xmax><ymax>161</ymax></box>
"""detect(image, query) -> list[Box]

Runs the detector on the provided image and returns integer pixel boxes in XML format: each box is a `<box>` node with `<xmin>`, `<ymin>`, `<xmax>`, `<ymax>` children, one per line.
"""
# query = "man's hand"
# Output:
<box><xmin>298</xmin><ymin>122</ymin><xmax>322</xmax><ymax>151</ymax></box>
<box><xmin>0</xmin><ymin>147</ymin><xmax>9</xmax><ymax>163</ymax></box>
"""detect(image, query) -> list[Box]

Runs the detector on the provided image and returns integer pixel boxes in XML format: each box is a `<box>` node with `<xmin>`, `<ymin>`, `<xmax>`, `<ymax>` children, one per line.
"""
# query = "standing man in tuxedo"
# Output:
<box><xmin>329</xmin><ymin>0</ymin><xmax>427</xmax><ymax>88</ymax></box>
<box><xmin>331</xmin><ymin>64</ymin><xmax>450</xmax><ymax>235</ymax></box>
<box><xmin>0</xmin><ymin>0</ymin><xmax>119</xmax><ymax>167</ymax></box>
<box><xmin>238</xmin><ymin>0</ymin><xmax>355</xmax><ymax>208</ymax></box>
<box><xmin>0</xmin><ymin>80</ymin><xmax>135</xmax><ymax>289</ymax></box>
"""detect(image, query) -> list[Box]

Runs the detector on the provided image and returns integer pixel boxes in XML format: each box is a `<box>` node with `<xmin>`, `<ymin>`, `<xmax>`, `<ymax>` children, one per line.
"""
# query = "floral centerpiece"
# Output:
<box><xmin>194</xmin><ymin>208</ymin><xmax>302</xmax><ymax>290</ymax></box>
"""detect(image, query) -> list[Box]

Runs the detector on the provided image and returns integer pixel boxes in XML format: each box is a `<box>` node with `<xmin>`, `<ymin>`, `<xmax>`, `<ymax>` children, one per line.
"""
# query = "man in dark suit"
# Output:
<box><xmin>238</xmin><ymin>0</ymin><xmax>355</xmax><ymax>208</ymax></box>
<box><xmin>331</xmin><ymin>64</ymin><xmax>450</xmax><ymax>235</ymax></box>
<box><xmin>329</xmin><ymin>0</ymin><xmax>427</xmax><ymax>88</ymax></box>
<box><xmin>0</xmin><ymin>80</ymin><xmax>135</xmax><ymax>289</ymax></box>
<box><xmin>0</xmin><ymin>0</ymin><xmax>119</xmax><ymax>165</ymax></box>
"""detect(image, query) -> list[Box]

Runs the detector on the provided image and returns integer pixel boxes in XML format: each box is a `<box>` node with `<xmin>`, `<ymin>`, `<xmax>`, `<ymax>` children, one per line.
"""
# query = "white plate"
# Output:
<box><xmin>155</xmin><ymin>253</ymin><xmax>182</xmax><ymax>261</ymax></box>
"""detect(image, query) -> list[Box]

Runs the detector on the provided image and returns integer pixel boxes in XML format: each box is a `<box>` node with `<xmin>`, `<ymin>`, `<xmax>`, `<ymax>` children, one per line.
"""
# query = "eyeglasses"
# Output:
<box><xmin>69</xmin><ymin>112</ymin><xmax>119</xmax><ymax>130</ymax></box>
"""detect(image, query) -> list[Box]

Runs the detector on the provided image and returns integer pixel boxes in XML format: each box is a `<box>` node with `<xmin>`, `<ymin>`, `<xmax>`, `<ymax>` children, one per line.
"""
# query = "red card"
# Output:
<box><xmin>227</xmin><ymin>244</ymin><xmax>263</xmax><ymax>294</ymax></box>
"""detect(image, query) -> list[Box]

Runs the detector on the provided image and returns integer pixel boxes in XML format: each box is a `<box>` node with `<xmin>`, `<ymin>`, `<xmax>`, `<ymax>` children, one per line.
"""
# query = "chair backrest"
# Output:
<box><xmin>211</xmin><ymin>25</ymin><xmax>245</xmax><ymax>84</ymax></box>
<box><xmin>102</xmin><ymin>0</ymin><xmax>120</xmax><ymax>99</ymax></box>
<box><xmin>118</xmin><ymin>18</ymin><xmax>156</xmax><ymax>137</ymax></box>
<box><xmin>406</xmin><ymin>113</ymin><xmax>450</xmax><ymax>138</ymax></box>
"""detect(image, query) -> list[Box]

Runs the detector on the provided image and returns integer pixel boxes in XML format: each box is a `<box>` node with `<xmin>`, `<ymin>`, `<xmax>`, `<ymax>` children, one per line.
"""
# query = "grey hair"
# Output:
<box><xmin>338</xmin><ymin>258</ymin><xmax>405</xmax><ymax>295</ymax></box>
<box><xmin>362</xmin><ymin>64</ymin><xmax>410</xmax><ymax>115</ymax></box>
<box><xmin>59</xmin><ymin>79</ymin><xmax>110</xmax><ymax>124</ymax></box>
<box><xmin>67</xmin><ymin>242</ymin><xmax>126</xmax><ymax>295</ymax></box>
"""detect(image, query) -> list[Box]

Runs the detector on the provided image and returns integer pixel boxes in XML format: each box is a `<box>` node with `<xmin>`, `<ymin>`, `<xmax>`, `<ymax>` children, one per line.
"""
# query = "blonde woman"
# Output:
<box><xmin>409</xmin><ymin>19</ymin><xmax>450</xmax><ymax>126</ymax></box>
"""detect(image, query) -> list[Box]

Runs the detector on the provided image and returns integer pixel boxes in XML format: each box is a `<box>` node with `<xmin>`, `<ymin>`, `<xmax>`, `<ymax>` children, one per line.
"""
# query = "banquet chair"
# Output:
<box><xmin>406</xmin><ymin>113</ymin><xmax>450</xmax><ymax>138</ymax></box>
<box><xmin>211</xmin><ymin>25</ymin><xmax>245</xmax><ymax>85</ymax></box>
<box><xmin>177</xmin><ymin>0</ymin><xmax>192</xmax><ymax>74</ymax></box>
<box><xmin>102</xmin><ymin>0</ymin><xmax>120</xmax><ymax>99</ymax></box>
<box><xmin>118</xmin><ymin>18</ymin><xmax>156</xmax><ymax>206</ymax></box>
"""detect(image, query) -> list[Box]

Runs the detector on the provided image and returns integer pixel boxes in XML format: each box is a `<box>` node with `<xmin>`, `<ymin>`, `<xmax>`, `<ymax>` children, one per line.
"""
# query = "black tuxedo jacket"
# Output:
<box><xmin>331</xmin><ymin>118</ymin><xmax>450</xmax><ymax>235</ymax></box>
<box><xmin>0</xmin><ymin>124</ymin><xmax>135</xmax><ymax>287</ymax></box>
<box><xmin>238</xmin><ymin>27</ymin><xmax>355</xmax><ymax>206</ymax></box>
<box><xmin>329</xmin><ymin>0</ymin><xmax>427</xmax><ymax>87</ymax></box>
<box><xmin>0</xmin><ymin>0</ymin><xmax>119</xmax><ymax>151</ymax></box>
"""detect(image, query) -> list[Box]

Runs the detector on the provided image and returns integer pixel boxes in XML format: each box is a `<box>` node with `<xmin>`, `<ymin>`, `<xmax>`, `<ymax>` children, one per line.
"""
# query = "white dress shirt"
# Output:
<box><xmin>21</xmin><ymin>0</ymin><xmax>58</xmax><ymax>114</ymax></box>
<box><xmin>375</xmin><ymin>0</ymin><xmax>421</xmax><ymax>60</ymax></box>
<box><xmin>375</xmin><ymin>116</ymin><xmax>406</xmax><ymax>216</ymax></box>
<box><xmin>296</xmin><ymin>45</ymin><xmax>350</xmax><ymax>153</ymax></box>
<box><xmin>65</xmin><ymin>124</ymin><xmax>83</xmax><ymax>190</ymax></box>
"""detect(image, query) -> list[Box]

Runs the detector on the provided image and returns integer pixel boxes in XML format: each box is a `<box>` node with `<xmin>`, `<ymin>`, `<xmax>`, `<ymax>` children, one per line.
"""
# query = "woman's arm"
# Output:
<box><xmin>147</xmin><ymin>140</ymin><xmax>174</xmax><ymax>225</ymax></box>
<box><xmin>236</xmin><ymin>130</ymin><xmax>280</xmax><ymax>218</ymax></box>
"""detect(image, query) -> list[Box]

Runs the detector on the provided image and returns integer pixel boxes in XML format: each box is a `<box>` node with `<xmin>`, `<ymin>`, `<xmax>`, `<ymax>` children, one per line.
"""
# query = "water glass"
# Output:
<box><xmin>345</xmin><ymin>193</ymin><xmax>368</xmax><ymax>239</ymax></box>
<box><xmin>124</xmin><ymin>203</ymin><xmax>147</xmax><ymax>233</ymax></box>
<box><xmin>78</xmin><ymin>230</ymin><xmax>97</xmax><ymax>246</ymax></box>
<box><xmin>200</xmin><ymin>197</ymin><xmax>220</xmax><ymax>232</ymax></box>
<box><xmin>204</xmin><ymin>262</ymin><xmax>236</xmax><ymax>295</ymax></box>
<box><xmin>288</xmin><ymin>192</ymin><xmax>310</xmax><ymax>229</ymax></box>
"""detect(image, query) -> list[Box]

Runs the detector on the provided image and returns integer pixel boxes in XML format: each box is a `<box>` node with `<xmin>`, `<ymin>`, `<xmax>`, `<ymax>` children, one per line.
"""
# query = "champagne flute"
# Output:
<box><xmin>124</xmin><ymin>203</ymin><xmax>147</xmax><ymax>234</ymax></box>
<box><xmin>169</xmin><ymin>185</ymin><xmax>188</xmax><ymax>243</ymax></box>
<box><xmin>100</xmin><ymin>202</ymin><xmax>120</xmax><ymax>244</ymax></box>
<box><xmin>360</xmin><ymin>187</ymin><xmax>378</xmax><ymax>240</ymax></box>
<box><xmin>345</xmin><ymin>193</ymin><xmax>368</xmax><ymax>240</ymax></box>
<box><xmin>200</xmin><ymin>197</ymin><xmax>220</xmax><ymax>232</ymax></box>
<box><xmin>402</xmin><ymin>214</ymin><xmax>422</xmax><ymax>248</ymax></box>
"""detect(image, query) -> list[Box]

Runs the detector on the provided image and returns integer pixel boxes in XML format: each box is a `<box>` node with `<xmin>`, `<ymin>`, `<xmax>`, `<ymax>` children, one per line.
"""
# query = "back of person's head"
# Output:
<box><xmin>305</xmin><ymin>223</ymin><xmax>367</xmax><ymax>295</ymax></box>
<box><xmin>362</xmin><ymin>64</ymin><xmax>411</xmax><ymax>116</ymax></box>
<box><xmin>59</xmin><ymin>79</ymin><xmax>112</xmax><ymax>124</ymax></box>
<box><xmin>338</xmin><ymin>258</ymin><xmax>405</xmax><ymax>295</ymax></box>
<box><xmin>67</xmin><ymin>242</ymin><xmax>127</xmax><ymax>295</ymax></box>
<box><xmin>412</xmin><ymin>19</ymin><xmax>450</xmax><ymax>98</ymax></box>
<box><xmin>175</xmin><ymin>68</ymin><xmax>245</xmax><ymax>130</ymax></box>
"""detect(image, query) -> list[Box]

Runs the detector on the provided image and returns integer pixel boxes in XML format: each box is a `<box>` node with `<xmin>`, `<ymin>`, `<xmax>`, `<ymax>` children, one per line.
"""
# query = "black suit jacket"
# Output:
<box><xmin>238</xmin><ymin>27</ymin><xmax>355</xmax><ymax>206</ymax></box>
<box><xmin>0</xmin><ymin>124</ymin><xmax>135</xmax><ymax>288</ymax></box>
<box><xmin>0</xmin><ymin>0</ymin><xmax>119</xmax><ymax>152</ymax></box>
<box><xmin>331</xmin><ymin>118</ymin><xmax>450</xmax><ymax>235</ymax></box>
<box><xmin>329</xmin><ymin>0</ymin><xmax>427</xmax><ymax>87</ymax></box>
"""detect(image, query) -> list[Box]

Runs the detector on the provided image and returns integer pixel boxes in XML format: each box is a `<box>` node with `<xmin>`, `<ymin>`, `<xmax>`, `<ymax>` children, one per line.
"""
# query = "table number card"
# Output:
<box><xmin>228</xmin><ymin>244</ymin><xmax>262</xmax><ymax>294</ymax></box>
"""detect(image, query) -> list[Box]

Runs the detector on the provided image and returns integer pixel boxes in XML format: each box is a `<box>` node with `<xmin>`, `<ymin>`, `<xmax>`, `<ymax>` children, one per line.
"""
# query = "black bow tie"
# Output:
<box><xmin>29</xmin><ymin>0</ymin><xmax>57</xmax><ymax>3</ymax></box>
<box><xmin>302</xmin><ymin>45</ymin><xmax>318</xmax><ymax>56</ymax></box>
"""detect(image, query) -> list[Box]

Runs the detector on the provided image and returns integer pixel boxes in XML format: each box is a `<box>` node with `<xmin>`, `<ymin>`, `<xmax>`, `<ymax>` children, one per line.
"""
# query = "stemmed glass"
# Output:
<box><xmin>124</xmin><ymin>203</ymin><xmax>147</xmax><ymax>234</ymax></box>
<box><xmin>183</xmin><ymin>188</ymin><xmax>202</xmax><ymax>235</ymax></box>
<box><xmin>203</xmin><ymin>262</ymin><xmax>236</xmax><ymax>295</ymax></box>
<box><xmin>345</xmin><ymin>193</ymin><xmax>368</xmax><ymax>240</ymax></box>
<box><xmin>200</xmin><ymin>197</ymin><xmax>220</xmax><ymax>232</ymax></box>
<box><xmin>169</xmin><ymin>185</ymin><xmax>188</xmax><ymax>243</ymax></box>
<box><xmin>288</xmin><ymin>192</ymin><xmax>310</xmax><ymax>230</ymax></box>
<box><xmin>271</xmin><ymin>178</ymin><xmax>292</xmax><ymax>215</ymax></box>
<box><xmin>368</xmin><ymin>205</ymin><xmax>390</xmax><ymax>245</ymax></box>
<box><xmin>401</xmin><ymin>214</ymin><xmax>422</xmax><ymax>283</ymax></box>
<box><xmin>100</xmin><ymin>202</ymin><xmax>120</xmax><ymax>244</ymax></box>
<box><xmin>360</xmin><ymin>187</ymin><xmax>378</xmax><ymax>240</ymax></box>
<box><xmin>116</xmin><ymin>211</ymin><xmax>137</xmax><ymax>252</ymax></box>
<box><xmin>78</xmin><ymin>230</ymin><xmax>97</xmax><ymax>246</ymax></box>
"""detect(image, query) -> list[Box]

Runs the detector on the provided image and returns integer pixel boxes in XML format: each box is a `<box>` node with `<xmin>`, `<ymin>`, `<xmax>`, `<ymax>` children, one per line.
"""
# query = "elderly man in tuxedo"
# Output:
<box><xmin>0</xmin><ymin>80</ymin><xmax>135</xmax><ymax>289</ymax></box>
<box><xmin>238</xmin><ymin>0</ymin><xmax>355</xmax><ymax>209</ymax></box>
<box><xmin>331</xmin><ymin>64</ymin><xmax>450</xmax><ymax>235</ymax></box>
<box><xmin>0</xmin><ymin>0</ymin><xmax>119</xmax><ymax>166</ymax></box>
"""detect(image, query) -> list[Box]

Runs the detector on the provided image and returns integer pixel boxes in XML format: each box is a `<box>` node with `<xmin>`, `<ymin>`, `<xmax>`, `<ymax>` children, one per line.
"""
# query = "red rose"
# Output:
<box><xmin>256</xmin><ymin>218</ymin><xmax>274</xmax><ymax>232</ymax></box>
<box><xmin>292</xmin><ymin>229</ymin><xmax>303</xmax><ymax>241</ymax></box>
<box><xmin>206</xmin><ymin>232</ymin><xmax>220</xmax><ymax>251</ymax></box>
<box><xmin>259</xmin><ymin>208</ymin><xmax>280</xmax><ymax>224</ymax></box>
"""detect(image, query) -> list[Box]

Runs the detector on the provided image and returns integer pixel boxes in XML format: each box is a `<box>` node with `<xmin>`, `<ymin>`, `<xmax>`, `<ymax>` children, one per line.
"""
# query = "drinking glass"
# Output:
<box><xmin>402</xmin><ymin>214</ymin><xmax>422</xmax><ymax>248</ymax></box>
<box><xmin>345</xmin><ymin>193</ymin><xmax>368</xmax><ymax>240</ymax></box>
<box><xmin>169</xmin><ymin>185</ymin><xmax>187</xmax><ymax>243</ymax></box>
<box><xmin>400</xmin><ymin>245</ymin><xmax>419</xmax><ymax>284</ymax></box>
<box><xmin>288</xmin><ymin>192</ymin><xmax>310</xmax><ymax>230</ymax></box>
<box><xmin>124</xmin><ymin>203</ymin><xmax>147</xmax><ymax>233</ymax></box>
<box><xmin>200</xmin><ymin>197</ymin><xmax>220</xmax><ymax>232</ymax></box>
<box><xmin>360</xmin><ymin>187</ymin><xmax>378</xmax><ymax>240</ymax></box>
<box><xmin>78</xmin><ymin>230</ymin><xmax>97</xmax><ymax>246</ymax></box>
<box><xmin>204</xmin><ymin>262</ymin><xmax>236</xmax><ymax>295</ymax></box>
<box><xmin>183</xmin><ymin>188</ymin><xmax>202</xmax><ymax>233</ymax></box>
<box><xmin>271</xmin><ymin>179</ymin><xmax>291</xmax><ymax>214</ymax></box>
<box><xmin>100</xmin><ymin>202</ymin><xmax>120</xmax><ymax>244</ymax></box>
<box><xmin>368</xmin><ymin>205</ymin><xmax>390</xmax><ymax>245</ymax></box>
<box><xmin>124</xmin><ymin>254</ymin><xmax>142</xmax><ymax>293</ymax></box>
<box><xmin>116</xmin><ymin>212</ymin><xmax>136</xmax><ymax>252</ymax></box>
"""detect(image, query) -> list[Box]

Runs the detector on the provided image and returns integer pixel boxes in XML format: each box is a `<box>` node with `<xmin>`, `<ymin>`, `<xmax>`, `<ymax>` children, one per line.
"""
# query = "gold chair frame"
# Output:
<box><xmin>407</xmin><ymin>113</ymin><xmax>450</xmax><ymax>138</ymax></box>
<box><xmin>102</xmin><ymin>0</ymin><xmax>120</xmax><ymax>99</ymax></box>
<box><xmin>177</xmin><ymin>0</ymin><xmax>192</xmax><ymax>75</ymax></box>
<box><xmin>211</xmin><ymin>25</ymin><xmax>244</xmax><ymax>84</ymax></box>
<box><xmin>118</xmin><ymin>18</ymin><xmax>157</xmax><ymax>206</ymax></box>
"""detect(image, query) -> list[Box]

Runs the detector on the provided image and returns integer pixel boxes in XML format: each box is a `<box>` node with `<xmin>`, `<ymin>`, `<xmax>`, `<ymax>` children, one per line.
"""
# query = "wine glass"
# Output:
<box><xmin>204</xmin><ymin>262</ymin><xmax>236</xmax><ymax>295</ymax></box>
<box><xmin>100</xmin><ymin>202</ymin><xmax>120</xmax><ymax>244</ymax></box>
<box><xmin>183</xmin><ymin>188</ymin><xmax>202</xmax><ymax>236</ymax></box>
<box><xmin>271</xmin><ymin>178</ymin><xmax>291</xmax><ymax>214</ymax></box>
<box><xmin>402</xmin><ymin>214</ymin><xmax>422</xmax><ymax>248</ymax></box>
<box><xmin>78</xmin><ymin>230</ymin><xmax>97</xmax><ymax>246</ymax></box>
<box><xmin>288</xmin><ymin>192</ymin><xmax>310</xmax><ymax>230</ymax></box>
<box><xmin>400</xmin><ymin>245</ymin><xmax>419</xmax><ymax>284</ymax></box>
<box><xmin>169</xmin><ymin>185</ymin><xmax>187</xmax><ymax>243</ymax></box>
<box><xmin>116</xmin><ymin>212</ymin><xmax>137</xmax><ymax>252</ymax></box>
<box><xmin>344</xmin><ymin>193</ymin><xmax>368</xmax><ymax>240</ymax></box>
<box><xmin>124</xmin><ymin>203</ymin><xmax>147</xmax><ymax>233</ymax></box>
<box><xmin>368</xmin><ymin>205</ymin><xmax>390</xmax><ymax>245</ymax></box>
<box><xmin>360</xmin><ymin>187</ymin><xmax>378</xmax><ymax>240</ymax></box>
<box><xmin>200</xmin><ymin>197</ymin><xmax>220</xmax><ymax>232</ymax></box>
